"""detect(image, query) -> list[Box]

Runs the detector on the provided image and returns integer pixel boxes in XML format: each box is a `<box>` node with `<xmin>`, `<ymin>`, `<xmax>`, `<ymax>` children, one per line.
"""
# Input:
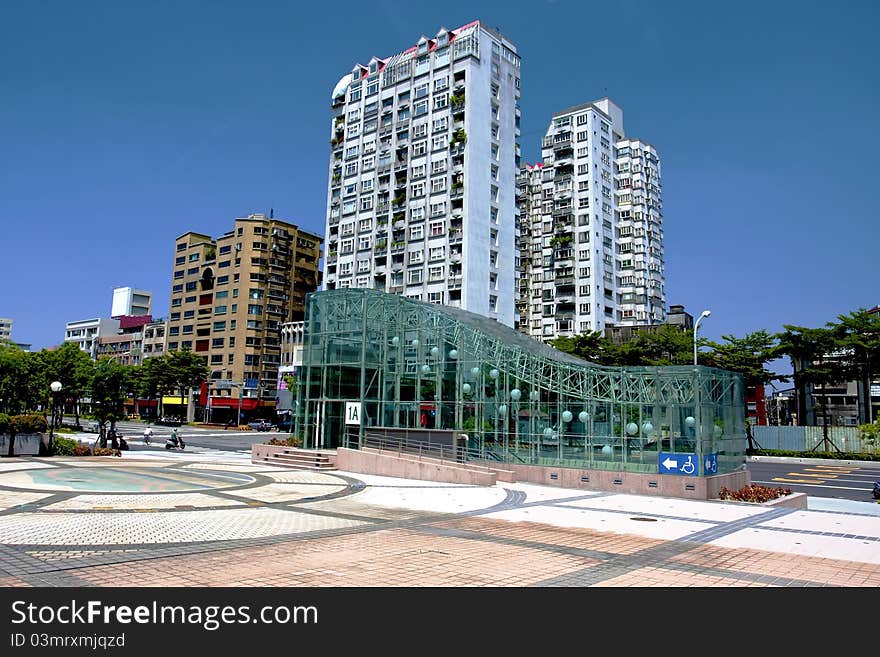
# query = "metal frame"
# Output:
<box><xmin>295</xmin><ymin>289</ymin><xmax>746</xmax><ymax>475</ymax></box>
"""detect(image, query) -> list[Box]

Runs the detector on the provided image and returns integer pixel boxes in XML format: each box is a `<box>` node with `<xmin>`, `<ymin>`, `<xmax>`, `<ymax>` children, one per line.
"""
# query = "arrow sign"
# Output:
<box><xmin>659</xmin><ymin>451</ymin><xmax>699</xmax><ymax>476</ymax></box>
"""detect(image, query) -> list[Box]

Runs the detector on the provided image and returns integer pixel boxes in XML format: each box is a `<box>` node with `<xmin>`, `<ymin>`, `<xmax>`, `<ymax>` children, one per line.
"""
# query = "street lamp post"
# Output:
<box><xmin>49</xmin><ymin>381</ymin><xmax>62</xmax><ymax>453</ymax></box>
<box><xmin>693</xmin><ymin>310</ymin><xmax>711</xmax><ymax>366</ymax></box>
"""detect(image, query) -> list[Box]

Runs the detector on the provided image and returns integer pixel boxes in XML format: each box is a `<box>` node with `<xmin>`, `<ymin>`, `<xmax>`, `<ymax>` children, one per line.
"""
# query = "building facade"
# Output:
<box><xmin>111</xmin><ymin>287</ymin><xmax>153</xmax><ymax>318</ymax></box>
<box><xmin>165</xmin><ymin>213</ymin><xmax>322</xmax><ymax>421</ymax></box>
<box><xmin>0</xmin><ymin>318</ymin><xmax>11</xmax><ymax>341</ymax></box>
<box><xmin>517</xmin><ymin>99</ymin><xmax>665</xmax><ymax>342</ymax></box>
<box><xmin>323</xmin><ymin>20</ymin><xmax>521</xmax><ymax>326</ymax></box>
<box><xmin>142</xmin><ymin>319</ymin><xmax>166</xmax><ymax>360</ymax></box>
<box><xmin>95</xmin><ymin>315</ymin><xmax>154</xmax><ymax>365</ymax></box>
<box><xmin>64</xmin><ymin>317</ymin><xmax>120</xmax><ymax>357</ymax></box>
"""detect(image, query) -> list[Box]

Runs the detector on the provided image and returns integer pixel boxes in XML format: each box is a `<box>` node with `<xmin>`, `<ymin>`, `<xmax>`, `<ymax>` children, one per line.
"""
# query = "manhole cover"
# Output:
<box><xmin>630</xmin><ymin>517</ymin><xmax>658</xmax><ymax>522</ymax></box>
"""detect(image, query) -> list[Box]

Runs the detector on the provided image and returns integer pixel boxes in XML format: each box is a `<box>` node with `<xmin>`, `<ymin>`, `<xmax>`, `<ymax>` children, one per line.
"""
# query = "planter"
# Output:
<box><xmin>0</xmin><ymin>433</ymin><xmax>48</xmax><ymax>456</ymax></box>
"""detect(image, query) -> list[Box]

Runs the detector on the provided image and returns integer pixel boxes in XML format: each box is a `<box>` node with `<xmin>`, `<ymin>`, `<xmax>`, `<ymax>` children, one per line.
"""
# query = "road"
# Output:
<box><xmin>749</xmin><ymin>459</ymin><xmax>880</xmax><ymax>503</ymax></box>
<box><xmin>64</xmin><ymin>418</ymin><xmax>282</xmax><ymax>452</ymax></box>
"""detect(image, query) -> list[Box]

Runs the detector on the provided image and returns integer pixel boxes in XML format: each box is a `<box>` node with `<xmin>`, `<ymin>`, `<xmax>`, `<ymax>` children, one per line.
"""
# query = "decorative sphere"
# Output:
<box><xmin>498</xmin><ymin>404</ymin><xmax>507</xmax><ymax>416</ymax></box>
<box><xmin>543</xmin><ymin>427</ymin><xmax>553</xmax><ymax>437</ymax></box>
<box><xmin>578</xmin><ymin>411</ymin><xmax>589</xmax><ymax>423</ymax></box>
<box><xmin>430</xmin><ymin>347</ymin><xmax>439</xmax><ymax>357</ymax></box>
<box><xmin>470</xmin><ymin>367</ymin><xmax>480</xmax><ymax>378</ymax></box>
<box><xmin>510</xmin><ymin>388</ymin><xmax>521</xmax><ymax>401</ymax></box>
<box><xmin>411</xmin><ymin>339</ymin><xmax>419</xmax><ymax>348</ymax></box>
<box><xmin>562</xmin><ymin>410</ymin><xmax>573</xmax><ymax>423</ymax></box>
<box><xmin>601</xmin><ymin>444</ymin><xmax>613</xmax><ymax>455</ymax></box>
<box><xmin>462</xmin><ymin>383</ymin><xmax>472</xmax><ymax>394</ymax></box>
<box><xmin>685</xmin><ymin>416</ymin><xmax>696</xmax><ymax>428</ymax></box>
<box><xmin>489</xmin><ymin>369</ymin><xmax>499</xmax><ymax>380</ymax></box>
<box><xmin>626</xmin><ymin>422</ymin><xmax>638</xmax><ymax>436</ymax></box>
<box><xmin>421</xmin><ymin>364</ymin><xmax>430</xmax><ymax>374</ymax></box>
<box><xmin>391</xmin><ymin>336</ymin><xmax>399</xmax><ymax>346</ymax></box>
<box><xmin>643</xmin><ymin>422</ymin><xmax>654</xmax><ymax>434</ymax></box>
<box><xmin>713</xmin><ymin>424</ymin><xmax>723</xmax><ymax>437</ymax></box>
<box><xmin>50</xmin><ymin>381</ymin><xmax>62</xmax><ymax>393</ymax></box>
<box><xmin>448</xmin><ymin>349</ymin><xmax>458</xmax><ymax>359</ymax></box>
<box><xmin>530</xmin><ymin>390</ymin><xmax>540</xmax><ymax>401</ymax></box>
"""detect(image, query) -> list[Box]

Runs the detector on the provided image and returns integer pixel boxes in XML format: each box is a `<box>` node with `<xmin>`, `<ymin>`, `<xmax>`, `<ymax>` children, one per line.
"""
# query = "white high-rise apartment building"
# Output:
<box><xmin>516</xmin><ymin>98</ymin><xmax>665</xmax><ymax>342</ymax></box>
<box><xmin>0</xmin><ymin>318</ymin><xmax>11</xmax><ymax>341</ymax></box>
<box><xmin>323</xmin><ymin>20</ymin><xmax>521</xmax><ymax>326</ymax></box>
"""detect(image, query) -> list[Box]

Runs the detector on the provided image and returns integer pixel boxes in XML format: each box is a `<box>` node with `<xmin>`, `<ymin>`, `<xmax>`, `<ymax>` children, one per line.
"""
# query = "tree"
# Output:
<box><xmin>832</xmin><ymin>309</ymin><xmax>880</xmax><ymax>424</ymax></box>
<box><xmin>163</xmin><ymin>349</ymin><xmax>209</xmax><ymax>420</ymax></box>
<box><xmin>89</xmin><ymin>359</ymin><xmax>135</xmax><ymax>443</ymax></box>
<box><xmin>776</xmin><ymin>325</ymin><xmax>847</xmax><ymax>450</ymax></box>
<box><xmin>634</xmin><ymin>325</ymin><xmax>694</xmax><ymax>366</ymax></box>
<box><xmin>0</xmin><ymin>341</ymin><xmax>46</xmax><ymax>414</ymax></box>
<box><xmin>42</xmin><ymin>342</ymin><xmax>94</xmax><ymax>428</ymax></box>
<box><xmin>550</xmin><ymin>331</ymin><xmax>613</xmax><ymax>364</ymax></box>
<box><xmin>705</xmin><ymin>330</ymin><xmax>786</xmax><ymax>452</ymax></box>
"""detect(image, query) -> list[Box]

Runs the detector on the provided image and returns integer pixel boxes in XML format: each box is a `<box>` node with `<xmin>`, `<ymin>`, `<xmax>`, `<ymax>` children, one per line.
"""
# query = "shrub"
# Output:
<box><xmin>73</xmin><ymin>444</ymin><xmax>92</xmax><ymax>456</ymax></box>
<box><xmin>92</xmin><ymin>447</ymin><xmax>122</xmax><ymax>457</ymax></box>
<box><xmin>718</xmin><ymin>484</ymin><xmax>792</xmax><ymax>503</ymax></box>
<box><xmin>11</xmin><ymin>413</ymin><xmax>48</xmax><ymax>434</ymax></box>
<box><xmin>51</xmin><ymin>436</ymin><xmax>78</xmax><ymax>456</ymax></box>
<box><xmin>0</xmin><ymin>413</ymin><xmax>10</xmax><ymax>435</ymax></box>
<box><xmin>267</xmin><ymin>436</ymin><xmax>303</xmax><ymax>448</ymax></box>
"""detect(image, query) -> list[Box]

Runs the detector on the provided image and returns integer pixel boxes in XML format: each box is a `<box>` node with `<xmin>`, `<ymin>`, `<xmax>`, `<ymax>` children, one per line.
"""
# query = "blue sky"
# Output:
<box><xmin>1</xmin><ymin>0</ymin><xmax>877</xmax><ymax>373</ymax></box>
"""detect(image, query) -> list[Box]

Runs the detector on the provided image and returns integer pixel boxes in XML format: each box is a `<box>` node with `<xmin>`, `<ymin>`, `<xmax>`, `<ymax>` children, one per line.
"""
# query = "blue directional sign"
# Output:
<box><xmin>703</xmin><ymin>453</ymin><xmax>718</xmax><ymax>475</ymax></box>
<box><xmin>659</xmin><ymin>452</ymin><xmax>699</xmax><ymax>476</ymax></box>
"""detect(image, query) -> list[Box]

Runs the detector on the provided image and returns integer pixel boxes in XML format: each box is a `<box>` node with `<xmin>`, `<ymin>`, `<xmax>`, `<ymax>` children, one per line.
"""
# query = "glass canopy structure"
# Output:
<box><xmin>295</xmin><ymin>289</ymin><xmax>746</xmax><ymax>475</ymax></box>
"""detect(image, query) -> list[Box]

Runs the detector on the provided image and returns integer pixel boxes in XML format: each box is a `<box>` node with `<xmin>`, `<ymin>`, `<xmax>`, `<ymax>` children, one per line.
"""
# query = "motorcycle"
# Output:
<box><xmin>165</xmin><ymin>433</ymin><xmax>186</xmax><ymax>450</ymax></box>
<box><xmin>873</xmin><ymin>481</ymin><xmax>880</xmax><ymax>500</ymax></box>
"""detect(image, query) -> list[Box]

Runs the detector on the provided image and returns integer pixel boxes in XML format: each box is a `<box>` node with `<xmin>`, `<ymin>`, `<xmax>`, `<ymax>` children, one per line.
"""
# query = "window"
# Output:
<box><xmin>411</xmin><ymin>163</ymin><xmax>426</xmax><ymax>178</ymax></box>
<box><xmin>577</xmin><ymin>130</ymin><xmax>589</xmax><ymax>142</ymax></box>
<box><xmin>412</xmin><ymin>141</ymin><xmax>427</xmax><ymax>157</ymax></box>
<box><xmin>431</xmin><ymin>159</ymin><xmax>447</xmax><ymax>174</ymax></box>
<box><xmin>407</xmin><ymin>269</ymin><xmax>423</xmax><ymax>284</ymax></box>
<box><xmin>434</xmin><ymin>94</ymin><xmax>448</xmax><ymax>110</ymax></box>
<box><xmin>411</xmin><ymin>206</ymin><xmax>425</xmax><ymax>222</ymax></box>
<box><xmin>412</xmin><ymin>123</ymin><xmax>427</xmax><ymax>138</ymax></box>
<box><xmin>428</xmin><ymin>265</ymin><xmax>444</xmax><ymax>281</ymax></box>
<box><xmin>434</xmin><ymin>77</ymin><xmax>448</xmax><ymax>91</ymax></box>
<box><xmin>409</xmin><ymin>225</ymin><xmax>424</xmax><ymax>240</ymax></box>
<box><xmin>432</xmin><ymin>135</ymin><xmax>446</xmax><ymax>151</ymax></box>
<box><xmin>360</xmin><ymin>196</ymin><xmax>373</xmax><ymax>211</ymax></box>
<box><xmin>429</xmin><ymin>246</ymin><xmax>445</xmax><ymax>261</ymax></box>
<box><xmin>358</xmin><ymin>236</ymin><xmax>372</xmax><ymax>250</ymax></box>
<box><xmin>429</xmin><ymin>220</ymin><xmax>444</xmax><ymax>236</ymax></box>
<box><xmin>430</xmin><ymin>201</ymin><xmax>446</xmax><ymax>216</ymax></box>
<box><xmin>247</xmin><ymin>304</ymin><xmax>263</xmax><ymax>315</ymax></box>
<box><xmin>412</xmin><ymin>181</ymin><xmax>425</xmax><ymax>197</ymax></box>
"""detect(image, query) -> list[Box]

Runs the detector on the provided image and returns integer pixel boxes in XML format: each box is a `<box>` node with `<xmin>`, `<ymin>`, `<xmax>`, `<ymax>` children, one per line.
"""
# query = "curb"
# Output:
<box><xmin>748</xmin><ymin>455</ymin><xmax>880</xmax><ymax>469</ymax></box>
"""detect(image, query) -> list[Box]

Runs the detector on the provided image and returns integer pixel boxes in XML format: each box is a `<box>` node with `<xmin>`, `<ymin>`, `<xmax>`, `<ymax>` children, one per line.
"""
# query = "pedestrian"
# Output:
<box><xmin>143</xmin><ymin>427</ymin><xmax>153</xmax><ymax>445</ymax></box>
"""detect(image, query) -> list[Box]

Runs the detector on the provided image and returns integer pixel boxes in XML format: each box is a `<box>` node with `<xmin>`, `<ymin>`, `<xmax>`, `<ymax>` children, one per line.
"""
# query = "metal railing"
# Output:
<box><xmin>361</xmin><ymin>432</ymin><xmax>494</xmax><ymax>470</ymax></box>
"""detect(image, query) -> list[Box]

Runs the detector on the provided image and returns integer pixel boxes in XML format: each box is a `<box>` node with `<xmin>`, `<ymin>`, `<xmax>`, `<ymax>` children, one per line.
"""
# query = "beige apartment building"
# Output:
<box><xmin>165</xmin><ymin>213</ymin><xmax>322</xmax><ymax>422</ymax></box>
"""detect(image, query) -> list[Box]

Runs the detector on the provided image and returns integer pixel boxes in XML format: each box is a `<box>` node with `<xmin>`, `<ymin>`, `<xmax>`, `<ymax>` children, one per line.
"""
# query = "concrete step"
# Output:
<box><xmin>259</xmin><ymin>456</ymin><xmax>337</xmax><ymax>470</ymax></box>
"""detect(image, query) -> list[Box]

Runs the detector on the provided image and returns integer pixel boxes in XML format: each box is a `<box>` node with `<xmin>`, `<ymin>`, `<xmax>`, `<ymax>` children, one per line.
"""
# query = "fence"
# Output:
<box><xmin>751</xmin><ymin>426</ymin><xmax>877</xmax><ymax>453</ymax></box>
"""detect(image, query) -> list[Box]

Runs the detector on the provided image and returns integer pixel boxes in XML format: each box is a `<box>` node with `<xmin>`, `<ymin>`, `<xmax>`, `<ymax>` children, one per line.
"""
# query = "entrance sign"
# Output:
<box><xmin>345</xmin><ymin>402</ymin><xmax>362</xmax><ymax>426</ymax></box>
<box><xmin>703</xmin><ymin>453</ymin><xmax>718</xmax><ymax>475</ymax></box>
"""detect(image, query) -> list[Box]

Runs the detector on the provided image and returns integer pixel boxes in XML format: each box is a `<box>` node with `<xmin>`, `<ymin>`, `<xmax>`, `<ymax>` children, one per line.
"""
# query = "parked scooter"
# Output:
<box><xmin>165</xmin><ymin>429</ymin><xmax>185</xmax><ymax>451</ymax></box>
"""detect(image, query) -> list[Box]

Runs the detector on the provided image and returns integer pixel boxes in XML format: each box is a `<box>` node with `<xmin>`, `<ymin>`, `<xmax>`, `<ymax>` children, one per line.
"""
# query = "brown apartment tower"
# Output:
<box><xmin>166</xmin><ymin>213</ymin><xmax>322</xmax><ymax>423</ymax></box>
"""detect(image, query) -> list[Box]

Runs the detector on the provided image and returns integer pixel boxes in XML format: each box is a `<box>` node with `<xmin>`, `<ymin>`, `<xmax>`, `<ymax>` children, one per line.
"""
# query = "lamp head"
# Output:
<box><xmin>50</xmin><ymin>381</ymin><xmax>62</xmax><ymax>393</ymax></box>
<box><xmin>700</xmin><ymin>310</ymin><xmax>711</xmax><ymax>318</ymax></box>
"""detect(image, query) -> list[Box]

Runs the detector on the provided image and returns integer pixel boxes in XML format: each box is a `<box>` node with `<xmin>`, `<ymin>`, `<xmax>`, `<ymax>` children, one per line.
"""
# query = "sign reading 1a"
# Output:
<box><xmin>345</xmin><ymin>402</ymin><xmax>362</xmax><ymax>426</ymax></box>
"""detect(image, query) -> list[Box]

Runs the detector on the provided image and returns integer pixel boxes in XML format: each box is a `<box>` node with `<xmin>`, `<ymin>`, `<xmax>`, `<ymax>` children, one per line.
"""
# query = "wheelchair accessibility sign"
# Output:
<box><xmin>659</xmin><ymin>452</ymin><xmax>699</xmax><ymax>476</ymax></box>
<box><xmin>703</xmin><ymin>453</ymin><xmax>718</xmax><ymax>475</ymax></box>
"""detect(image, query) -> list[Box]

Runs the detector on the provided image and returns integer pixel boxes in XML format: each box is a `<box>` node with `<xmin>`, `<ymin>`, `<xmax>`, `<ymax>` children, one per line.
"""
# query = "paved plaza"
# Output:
<box><xmin>1</xmin><ymin>450</ymin><xmax>879</xmax><ymax>587</ymax></box>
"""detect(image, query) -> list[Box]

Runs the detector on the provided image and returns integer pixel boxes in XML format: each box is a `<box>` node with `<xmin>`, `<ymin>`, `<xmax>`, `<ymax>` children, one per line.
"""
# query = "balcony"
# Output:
<box><xmin>448</xmin><ymin>276</ymin><xmax>462</xmax><ymax>290</ymax></box>
<box><xmin>449</xmin><ymin>231</ymin><xmax>462</xmax><ymax>245</ymax></box>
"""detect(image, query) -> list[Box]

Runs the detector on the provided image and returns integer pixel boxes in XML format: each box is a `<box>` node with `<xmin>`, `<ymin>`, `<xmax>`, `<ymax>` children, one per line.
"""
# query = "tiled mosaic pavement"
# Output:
<box><xmin>1</xmin><ymin>455</ymin><xmax>879</xmax><ymax>587</ymax></box>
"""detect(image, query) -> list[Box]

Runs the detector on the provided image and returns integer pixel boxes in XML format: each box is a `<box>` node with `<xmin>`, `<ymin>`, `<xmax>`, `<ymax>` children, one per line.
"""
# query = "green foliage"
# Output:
<box><xmin>0</xmin><ymin>413</ymin><xmax>10</xmax><ymax>434</ymax></box>
<box><xmin>705</xmin><ymin>330</ymin><xmax>783</xmax><ymax>387</ymax></box>
<box><xmin>11</xmin><ymin>413</ymin><xmax>48</xmax><ymax>434</ymax></box>
<box><xmin>858</xmin><ymin>421</ymin><xmax>880</xmax><ymax>448</ymax></box>
<box><xmin>52</xmin><ymin>435</ymin><xmax>79</xmax><ymax>456</ymax></box>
